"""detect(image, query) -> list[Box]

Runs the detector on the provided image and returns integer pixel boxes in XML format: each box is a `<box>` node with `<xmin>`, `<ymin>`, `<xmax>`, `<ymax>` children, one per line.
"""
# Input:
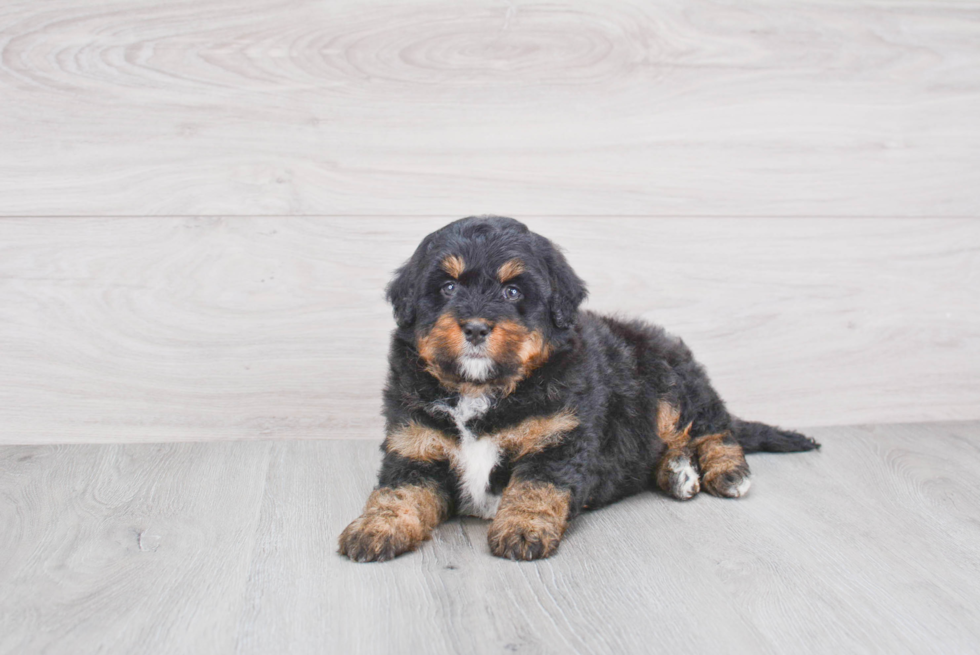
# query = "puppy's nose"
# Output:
<box><xmin>461</xmin><ymin>320</ymin><xmax>492</xmax><ymax>345</ymax></box>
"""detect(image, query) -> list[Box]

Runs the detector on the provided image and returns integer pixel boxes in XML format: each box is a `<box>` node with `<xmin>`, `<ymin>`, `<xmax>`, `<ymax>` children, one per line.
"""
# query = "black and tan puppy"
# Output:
<box><xmin>339</xmin><ymin>216</ymin><xmax>819</xmax><ymax>562</ymax></box>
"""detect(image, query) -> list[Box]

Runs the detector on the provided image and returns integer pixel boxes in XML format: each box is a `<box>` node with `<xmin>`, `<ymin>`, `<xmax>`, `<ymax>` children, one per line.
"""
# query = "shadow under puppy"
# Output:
<box><xmin>339</xmin><ymin>216</ymin><xmax>819</xmax><ymax>562</ymax></box>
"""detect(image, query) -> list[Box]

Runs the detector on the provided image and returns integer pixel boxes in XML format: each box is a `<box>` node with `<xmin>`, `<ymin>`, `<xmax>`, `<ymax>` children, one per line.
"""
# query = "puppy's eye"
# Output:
<box><xmin>503</xmin><ymin>285</ymin><xmax>523</xmax><ymax>301</ymax></box>
<box><xmin>441</xmin><ymin>281</ymin><xmax>457</xmax><ymax>297</ymax></box>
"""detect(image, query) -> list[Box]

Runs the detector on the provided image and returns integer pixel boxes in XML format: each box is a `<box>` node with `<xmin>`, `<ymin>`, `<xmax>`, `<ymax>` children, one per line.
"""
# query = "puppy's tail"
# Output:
<box><xmin>732</xmin><ymin>418</ymin><xmax>820</xmax><ymax>453</ymax></box>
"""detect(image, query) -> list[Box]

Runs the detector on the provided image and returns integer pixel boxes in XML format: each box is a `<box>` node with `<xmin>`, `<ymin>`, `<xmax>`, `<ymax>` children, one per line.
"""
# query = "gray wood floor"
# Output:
<box><xmin>2</xmin><ymin>421</ymin><xmax>980</xmax><ymax>654</ymax></box>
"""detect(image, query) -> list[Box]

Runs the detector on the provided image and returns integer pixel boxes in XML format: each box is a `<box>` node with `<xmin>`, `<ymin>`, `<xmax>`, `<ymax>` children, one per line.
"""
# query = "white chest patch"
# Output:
<box><xmin>442</xmin><ymin>394</ymin><xmax>501</xmax><ymax>519</ymax></box>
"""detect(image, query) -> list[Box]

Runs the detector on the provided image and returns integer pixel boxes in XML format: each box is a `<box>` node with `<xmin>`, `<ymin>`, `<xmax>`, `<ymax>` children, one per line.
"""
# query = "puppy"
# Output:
<box><xmin>339</xmin><ymin>216</ymin><xmax>819</xmax><ymax>562</ymax></box>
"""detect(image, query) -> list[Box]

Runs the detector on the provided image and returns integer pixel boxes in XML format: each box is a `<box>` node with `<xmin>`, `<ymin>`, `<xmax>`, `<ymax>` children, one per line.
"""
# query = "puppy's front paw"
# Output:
<box><xmin>338</xmin><ymin>485</ymin><xmax>447</xmax><ymax>562</ymax></box>
<box><xmin>488</xmin><ymin>514</ymin><xmax>563</xmax><ymax>560</ymax></box>
<box><xmin>338</xmin><ymin>513</ymin><xmax>421</xmax><ymax>562</ymax></box>
<box><xmin>488</xmin><ymin>480</ymin><xmax>571</xmax><ymax>561</ymax></box>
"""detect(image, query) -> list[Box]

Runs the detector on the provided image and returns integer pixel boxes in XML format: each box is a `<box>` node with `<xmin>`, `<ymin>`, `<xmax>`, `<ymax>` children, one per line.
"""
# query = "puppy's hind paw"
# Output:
<box><xmin>656</xmin><ymin>453</ymin><xmax>701</xmax><ymax>500</ymax></box>
<box><xmin>693</xmin><ymin>434</ymin><xmax>752</xmax><ymax>499</ymax></box>
<box><xmin>703</xmin><ymin>467</ymin><xmax>752</xmax><ymax>498</ymax></box>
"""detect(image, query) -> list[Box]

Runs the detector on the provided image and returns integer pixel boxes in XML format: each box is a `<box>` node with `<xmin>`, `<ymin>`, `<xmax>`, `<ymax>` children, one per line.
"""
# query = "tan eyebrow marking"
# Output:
<box><xmin>497</xmin><ymin>259</ymin><xmax>526</xmax><ymax>283</ymax></box>
<box><xmin>440</xmin><ymin>255</ymin><xmax>465</xmax><ymax>279</ymax></box>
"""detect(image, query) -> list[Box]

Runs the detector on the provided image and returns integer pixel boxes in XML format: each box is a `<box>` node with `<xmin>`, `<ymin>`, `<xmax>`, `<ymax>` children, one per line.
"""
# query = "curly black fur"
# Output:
<box><xmin>338</xmin><ymin>215</ymin><xmax>819</xmax><ymax>562</ymax></box>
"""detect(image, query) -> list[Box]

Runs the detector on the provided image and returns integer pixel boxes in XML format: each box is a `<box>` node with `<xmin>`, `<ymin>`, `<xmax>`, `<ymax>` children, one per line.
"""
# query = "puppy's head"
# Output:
<box><xmin>386</xmin><ymin>216</ymin><xmax>587</xmax><ymax>391</ymax></box>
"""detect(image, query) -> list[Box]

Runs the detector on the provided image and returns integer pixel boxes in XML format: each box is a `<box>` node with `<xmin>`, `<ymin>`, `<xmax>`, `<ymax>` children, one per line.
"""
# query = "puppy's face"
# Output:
<box><xmin>416</xmin><ymin>252</ymin><xmax>548</xmax><ymax>387</ymax></box>
<box><xmin>386</xmin><ymin>216</ymin><xmax>587</xmax><ymax>392</ymax></box>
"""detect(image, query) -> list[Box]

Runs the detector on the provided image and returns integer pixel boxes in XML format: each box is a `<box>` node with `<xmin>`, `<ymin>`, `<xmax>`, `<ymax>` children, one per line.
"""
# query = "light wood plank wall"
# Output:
<box><xmin>0</xmin><ymin>0</ymin><xmax>977</xmax><ymax>443</ymax></box>
<box><xmin>1</xmin><ymin>217</ymin><xmax>976</xmax><ymax>443</ymax></box>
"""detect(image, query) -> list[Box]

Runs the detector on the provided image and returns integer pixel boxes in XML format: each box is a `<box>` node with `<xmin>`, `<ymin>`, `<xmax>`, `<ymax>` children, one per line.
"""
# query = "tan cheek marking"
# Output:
<box><xmin>479</xmin><ymin>321</ymin><xmax>552</xmax><ymax>397</ymax></box>
<box><xmin>497</xmin><ymin>259</ymin><xmax>526</xmax><ymax>283</ymax></box>
<box><xmin>386</xmin><ymin>422</ymin><xmax>457</xmax><ymax>463</ymax></box>
<box><xmin>424</xmin><ymin>319</ymin><xmax>551</xmax><ymax>397</ymax></box>
<box><xmin>656</xmin><ymin>400</ymin><xmax>692</xmax><ymax>448</ymax></box>
<box><xmin>493</xmin><ymin>410</ymin><xmax>579</xmax><ymax>458</ymax></box>
<box><xmin>418</xmin><ymin>313</ymin><xmax>466</xmax><ymax>364</ymax></box>
<box><xmin>516</xmin><ymin>330</ymin><xmax>550</xmax><ymax>373</ymax></box>
<box><xmin>485</xmin><ymin>319</ymin><xmax>528</xmax><ymax>361</ymax></box>
<box><xmin>487</xmin><ymin>480</ymin><xmax>571</xmax><ymax>559</ymax></box>
<box><xmin>440</xmin><ymin>254</ymin><xmax>465</xmax><ymax>279</ymax></box>
<box><xmin>486</xmin><ymin>321</ymin><xmax>550</xmax><ymax>372</ymax></box>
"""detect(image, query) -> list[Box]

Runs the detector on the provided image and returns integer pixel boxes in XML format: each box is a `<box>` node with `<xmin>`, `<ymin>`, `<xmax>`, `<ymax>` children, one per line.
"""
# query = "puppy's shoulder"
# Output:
<box><xmin>576</xmin><ymin>310</ymin><xmax>690</xmax><ymax>359</ymax></box>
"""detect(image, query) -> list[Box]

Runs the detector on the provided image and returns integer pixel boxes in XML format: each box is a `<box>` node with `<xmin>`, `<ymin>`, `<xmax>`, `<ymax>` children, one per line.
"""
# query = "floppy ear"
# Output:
<box><xmin>538</xmin><ymin>236</ymin><xmax>587</xmax><ymax>329</ymax></box>
<box><xmin>385</xmin><ymin>263</ymin><xmax>416</xmax><ymax>329</ymax></box>
<box><xmin>385</xmin><ymin>234</ymin><xmax>436</xmax><ymax>329</ymax></box>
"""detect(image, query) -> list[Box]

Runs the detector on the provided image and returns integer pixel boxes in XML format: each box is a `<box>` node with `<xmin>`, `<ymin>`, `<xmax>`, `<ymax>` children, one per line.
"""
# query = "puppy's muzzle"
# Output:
<box><xmin>461</xmin><ymin>319</ymin><xmax>493</xmax><ymax>346</ymax></box>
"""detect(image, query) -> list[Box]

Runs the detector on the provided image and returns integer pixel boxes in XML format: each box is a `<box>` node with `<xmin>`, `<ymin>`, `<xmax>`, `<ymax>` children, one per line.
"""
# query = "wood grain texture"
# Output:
<box><xmin>1</xmin><ymin>217</ymin><xmax>977</xmax><ymax>444</ymax></box>
<box><xmin>0</xmin><ymin>0</ymin><xmax>978</xmax><ymax>216</ymax></box>
<box><xmin>2</xmin><ymin>422</ymin><xmax>980</xmax><ymax>654</ymax></box>
<box><xmin>0</xmin><ymin>441</ymin><xmax>273</xmax><ymax>654</ymax></box>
